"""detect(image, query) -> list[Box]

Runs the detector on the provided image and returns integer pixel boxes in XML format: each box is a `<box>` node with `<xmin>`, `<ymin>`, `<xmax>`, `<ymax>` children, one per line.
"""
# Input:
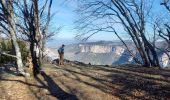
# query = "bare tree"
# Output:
<box><xmin>14</xmin><ymin>0</ymin><xmax>54</xmax><ymax>76</ymax></box>
<box><xmin>75</xmin><ymin>0</ymin><xmax>160</xmax><ymax>67</ymax></box>
<box><xmin>0</xmin><ymin>0</ymin><xmax>27</xmax><ymax>75</ymax></box>
<box><xmin>155</xmin><ymin>0</ymin><xmax>170</xmax><ymax>59</ymax></box>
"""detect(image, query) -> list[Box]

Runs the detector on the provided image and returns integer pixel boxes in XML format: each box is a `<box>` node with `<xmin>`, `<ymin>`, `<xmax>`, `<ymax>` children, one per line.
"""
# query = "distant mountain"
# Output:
<box><xmin>44</xmin><ymin>40</ymin><xmax>170</xmax><ymax>68</ymax></box>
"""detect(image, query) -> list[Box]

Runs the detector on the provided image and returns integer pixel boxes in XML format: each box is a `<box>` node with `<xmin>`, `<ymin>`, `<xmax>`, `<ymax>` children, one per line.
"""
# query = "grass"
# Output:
<box><xmin>0</xmin><ymin>64</ymin><xmax>170</xmax><ymax>100</ymax></box>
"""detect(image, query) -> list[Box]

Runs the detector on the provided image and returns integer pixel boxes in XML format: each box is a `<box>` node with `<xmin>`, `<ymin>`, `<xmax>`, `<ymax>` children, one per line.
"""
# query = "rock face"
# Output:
<box><xmin>114</xmin><ymin>47</ymin><xmax>125</xmax><ymax>56</ymax></box>
<box><xmin>46</xmin><ymin>41</ymin><xmax>170</xmax><ymax>68</ymax></box>
<box><xmin>160</xmin><ymin>53</ymin><xmax>170</xmax><ymax>68</ymax></box>
<box><xmin>79</xmin><ymin>44</ymin><xmax>114</xmax><ymax>53</ymax></box>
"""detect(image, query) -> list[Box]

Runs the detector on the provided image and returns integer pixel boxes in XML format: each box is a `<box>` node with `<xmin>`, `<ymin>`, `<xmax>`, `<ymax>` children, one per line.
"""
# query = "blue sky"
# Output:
<box><xmin>50</xmin><ymin>0</ymin><xmax>123</xmax><ymax>41</ymax></box>
<box><xmin>49</xmin><ymin>0</ymin><xmax>169</xmax><ymax>43</ymax></box>
<box><xmin>50</xmin><ymin>0</ymin><xmax>78</xmax><ymax>40</ymax></box>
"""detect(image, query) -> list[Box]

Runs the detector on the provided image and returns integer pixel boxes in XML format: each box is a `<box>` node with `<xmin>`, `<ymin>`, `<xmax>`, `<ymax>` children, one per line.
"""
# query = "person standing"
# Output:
<box><xmin>58</xmin><ymin>44</ymin><xmax>65</xmax><ymax>65</ymax></box>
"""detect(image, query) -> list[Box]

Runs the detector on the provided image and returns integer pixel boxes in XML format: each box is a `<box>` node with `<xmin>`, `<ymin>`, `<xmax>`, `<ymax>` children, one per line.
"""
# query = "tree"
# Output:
<box><xmin>0</xmin><ymin>0</ymin><xmax>27</xmax><ymax>75</ymax></box>
<box><xmin>155</xmin><ymin>0</ymin><xmax>170</xmax><ymax>59</ymax></box>
<box><xmin>15</xmin><ymin>0</ymin><xmax>54</xmax><ymax>76</ymax></box>
<box><xmin>75</xmin><ymin>0</ymin><xmax>160</xmax><ymax>67</ymax></box>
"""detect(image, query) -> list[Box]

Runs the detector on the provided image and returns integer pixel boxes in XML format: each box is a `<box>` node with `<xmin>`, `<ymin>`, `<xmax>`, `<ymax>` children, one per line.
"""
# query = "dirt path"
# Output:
<box><xmin>0</xmin><ymin>64</ymin><xmax>170</xmax><ymax>100</ymax></box>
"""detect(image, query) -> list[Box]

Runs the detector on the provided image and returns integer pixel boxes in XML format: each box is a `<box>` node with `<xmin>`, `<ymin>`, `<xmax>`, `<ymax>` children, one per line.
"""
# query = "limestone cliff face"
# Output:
<box><xmin>160</xmin><ymin>53</ymin><xmax>170</xmax><ymax>68</ymax></box>
<box><xmin>79</xmin><ymin>44</ymin><xmax>113</xmax><ymax>53</ymax></box>
<box><xmin>114</xmin><ymin>47</ymin><xmax>125</xmax><ymax>55</ymax></box>
<box><xmin>79</xmin><ymin>44</ymin><xmax>125</xmax><ymax>54</ymax></box>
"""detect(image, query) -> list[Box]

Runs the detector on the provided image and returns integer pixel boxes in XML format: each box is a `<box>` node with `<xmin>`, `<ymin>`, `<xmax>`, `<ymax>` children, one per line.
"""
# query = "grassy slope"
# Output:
<box><xmin>0</xmin><ymin>64</ymin><xmax>170</xmax><ymax>100</ymax></box>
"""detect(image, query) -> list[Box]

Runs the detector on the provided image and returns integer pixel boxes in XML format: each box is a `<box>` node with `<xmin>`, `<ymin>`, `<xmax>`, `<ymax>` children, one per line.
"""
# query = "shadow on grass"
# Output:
<box><xmin>0</xmin><ymin>78</ymin><xmax>45</xmax><ymax>88</ymax></box>
<box><xmin>115</xmin><ymin>65</ymin><xmax>170</xmax><ymax>77</ymax></box>
<box><xmin>0</xmin><ymin>69</ymin><xmax>78</xmax><ymax>100</ymax></box>
<box><xmin>0</xmin><ymin>67</ymin><xmax>18</xmax><ymax>76</ymax></box>
<box><xmin>0</xmin><ymin>77</ymin><xmax>46</xmax><ymax>99</ymax></box>
<box><xmin>35</xmin><ymin>71</ymin><xmax>78</xmax><ymax>100</ymax></box>
<box><xmin>54</xmin><ymin>65</ymin><xmax>170</xmax><ymax>100</ymax></box>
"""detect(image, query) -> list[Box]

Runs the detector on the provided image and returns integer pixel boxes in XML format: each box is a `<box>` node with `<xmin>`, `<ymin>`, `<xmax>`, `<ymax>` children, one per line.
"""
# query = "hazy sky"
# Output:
<box><xmin>49</xmin><ymin>0</ymin><xmax>168</xmax><ymax>42</ymax></box>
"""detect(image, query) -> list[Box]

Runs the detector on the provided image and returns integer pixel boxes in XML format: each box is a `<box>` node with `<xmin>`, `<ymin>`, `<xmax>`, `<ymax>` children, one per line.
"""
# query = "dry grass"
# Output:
<box><xmin>0</xmin><ymin>64</ymin><xmax>170</xmax><ymax>100</ymax></box>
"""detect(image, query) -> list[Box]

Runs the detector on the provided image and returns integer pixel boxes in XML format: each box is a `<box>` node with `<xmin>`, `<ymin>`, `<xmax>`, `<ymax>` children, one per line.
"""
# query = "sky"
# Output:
<box><xmin>50</xmin><ymin>0</ymin><xmax>76</xmax><ymax>39</ymax></box>
<box><xmin>47</xmin><ymin>0</ymin><xmax>169</xmax><ymax>46</ymax></box>
<box><xmin>50</xmin><ymin>0</ymin><xmax>123</xmax><ymax>42</ymax></box>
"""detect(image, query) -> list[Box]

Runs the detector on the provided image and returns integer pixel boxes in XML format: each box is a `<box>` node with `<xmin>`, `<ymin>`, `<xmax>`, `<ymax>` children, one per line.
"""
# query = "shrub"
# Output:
<box><xmin>0</xmin><ymin>39</ymin><xmax>29</xmax><ymax>65</ymax></box>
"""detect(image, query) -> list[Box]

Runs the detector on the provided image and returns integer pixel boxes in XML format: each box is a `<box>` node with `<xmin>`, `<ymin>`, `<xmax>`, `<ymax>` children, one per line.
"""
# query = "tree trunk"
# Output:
<box><xmin>32</xmin><ymin>0</ymin><xmax>43</xmax><ymax>76</ymax></box>
<box><xmin>11</xmin><ymin>33</ymin><xmax>25</xmax><ymax>74</ymax></box>
<box><xmin>30</xmin><ymin>40</ymin><xmax>40</xmax><ymax>76</ymax></box>
<box><xmin>0</xmin><ymin>0</ymin><xmax>26</xmax><ymax>75</ymax></box>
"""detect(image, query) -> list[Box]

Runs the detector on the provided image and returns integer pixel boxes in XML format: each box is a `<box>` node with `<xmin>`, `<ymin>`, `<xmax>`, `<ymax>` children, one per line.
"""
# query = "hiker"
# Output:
<box><xmin>58</xmin><ymin>44</ymin><xmax>65</xmax><ymax>65</ymax></box>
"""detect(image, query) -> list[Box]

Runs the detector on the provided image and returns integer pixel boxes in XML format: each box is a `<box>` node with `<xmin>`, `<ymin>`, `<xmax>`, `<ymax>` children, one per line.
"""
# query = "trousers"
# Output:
<box><xmin>59</xmin><ymin>53</ymin><xmax>64</xmax><ymax>65</ymax></box>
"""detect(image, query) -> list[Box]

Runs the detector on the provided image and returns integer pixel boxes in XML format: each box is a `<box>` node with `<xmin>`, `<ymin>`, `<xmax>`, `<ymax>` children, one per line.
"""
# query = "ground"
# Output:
<box><xmin>0</xmin><ymin>64</ymin><xmax>170</xmax><ymax>100</ymax></box>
